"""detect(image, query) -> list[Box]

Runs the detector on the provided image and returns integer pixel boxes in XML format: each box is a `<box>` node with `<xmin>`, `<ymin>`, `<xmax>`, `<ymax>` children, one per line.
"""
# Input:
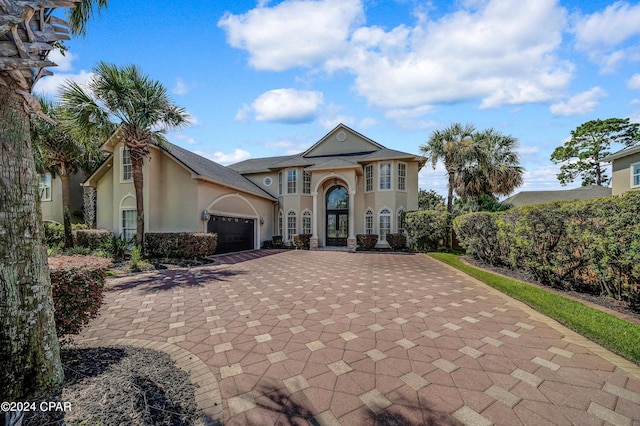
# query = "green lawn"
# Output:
<box><xmin>429</xmin><ymin>252</ymin><xmax>640</xmax><ymax>364</ymax></box>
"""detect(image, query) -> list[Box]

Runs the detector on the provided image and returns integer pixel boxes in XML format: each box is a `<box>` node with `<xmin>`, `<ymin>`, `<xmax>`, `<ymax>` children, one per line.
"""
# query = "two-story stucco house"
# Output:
<box><xmin>82</xmin><ymin>124</ymin><xmax>424</xmax><ymax>253</ymax></box>
<box><xmin>40</xmin><ymin>172</ymin><xmax>85</xmax><ymax>225</ymax></box>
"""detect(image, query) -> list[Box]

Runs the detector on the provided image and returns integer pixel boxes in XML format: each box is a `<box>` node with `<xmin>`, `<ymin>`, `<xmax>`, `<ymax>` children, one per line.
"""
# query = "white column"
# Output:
<box><xmin>311</xmin><ymin>192</ymin><xmax>318</xmax><ymax>238</ymax></box>
<box><xmin>348</xmin><ymin>190</ymin><xmax>356</xmax><ymax>239</ymax></box>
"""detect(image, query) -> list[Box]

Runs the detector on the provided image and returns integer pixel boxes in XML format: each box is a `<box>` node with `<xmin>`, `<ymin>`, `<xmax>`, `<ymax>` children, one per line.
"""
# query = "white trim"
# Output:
<box><xmin>397</xmin><ymin>162</ymin><xmax>407</xmax><ymax>192</ymax></box>
<box><xmin>396</xmin><ymin>206</ymin><xmax>406</xmax><ymax>233</ymax></box>
<box><xmin>302</xmin><ymin>170</ymin><xmax>311</xmax><ymax>194</ymax></box>
<box><xmin>364</xmin><ymin>164</ymin><xmax>374</xmax><ymax>193</ymax></box>
<box><xmin>378</xmin><ymin>207</ymin><xmax>392</xmax><ymax>241</ymax></box>
<box><xmin>302</xmin><ymin>209</ymin><xmax>312</xmax><ymax>234</ymax></box>
<box><xmin>278</xmin><ymin>209</ymin><xmax>284</xmax><ymax>237</ymax></box>
<box><xmin>286</xmin><ymin>168</ymin><xmax>298</xmax><ymax>195</ymax></box>
<box><xmin>286</xmin><ymin>210</ymin><xmax>297</xmax><ymax>241</ymax></box>
<box><xmin>364</xmin><ymin>208</ymin><xmax>374</xmax><ymax>235</ymax></box>
<box><xmin>119</xmin><ymin>146</ymin><xmax>133</xmax><ymax>183</ymax></box>
<box><xmin>278</xmin><ymin>171</ymin><xmax>283</xmax><ymax>196</ymax></box>
<box><xmin>312</xmin><ymin>172</ymin><xmax>353</xmax><ymax>194</ymax></box>
<box><xmin>379</xmin><ymin>162</ymin><xmax>392</xmax><ymax>191</ymax></box>
<box><xmin>631</xmin><ymin>161</ymin><xmax>640</xmax><ymax>188</ymax></box>
<box><xmin>40</xmin><ymin>173</ymin><xmax>52</xmax><ymax>201</ymax></box>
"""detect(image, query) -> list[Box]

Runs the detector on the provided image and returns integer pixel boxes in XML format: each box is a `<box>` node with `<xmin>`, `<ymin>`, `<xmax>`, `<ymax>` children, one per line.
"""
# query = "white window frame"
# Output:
<box><xmin>365</xmin><ymin>164</ymin><xmax>373</xmax><ymax>192</ymax></box>
<box><xmin>121</xmin><ymin>208</ymin><xmax>137</xmax><ymax>241</ymax></box>
<box><xmin>302</xmin><ymin>210</ymin><xmax>312</xmax><ymax>234</ymax></box>
<box><xmin>278</xmin><ymin>171</ymin><xmax>283</xmax><ymax>196</ymax></box>
<box><xmin>379</xmin><ymin>208</ymin><xmax>392</xmax><ymax>241</ymax></box>
<box><xmin>278</xmin><ymin>210</ymin><xmax>283</xmax><ymax>236</ymax></box>
<box><xmin>397</xmin><ymin>207</ymin><xmax>406</xmax><ymax>233</ymax></box>
<box><xmin>287</xmin><ymin>169</ymin><xmax>297</xmax><ymax>194</ymax></box>
<box><xmin>397</xmin><ymin>162</ymin><xmax>407</xmax><ymax>191</ymax></box>
<box><xmin>365</xmin><ymin>209</ymin><xmax>374</xmax><ymax>235</ymax></box>
<box><xmin>40</xmin><ymin>173</ymin><xmax>52</xmax><ymax>201</ymax></box>
<box><xmin>303</xmin><ymin>171</ymin><xmax>311</xmax><ymax>194</ymax></box>
<box><xmin>287</xmin><ymin>210</ymin><xmax>297</xmax><ymax>241</ymax></box>
<box><xmin>631</xmin><ymin>161</ymin><xmax>640</xmax><ymax>188</ymax></box>
<box><xmin>120</xmin><ymin>146</ymin><xmax>133</xmax><ymax>182</ymax></box>
<box><xmin>379</xmin><ymin>163</ymin><xmax>392</xmax><ymax>190</ymax></box>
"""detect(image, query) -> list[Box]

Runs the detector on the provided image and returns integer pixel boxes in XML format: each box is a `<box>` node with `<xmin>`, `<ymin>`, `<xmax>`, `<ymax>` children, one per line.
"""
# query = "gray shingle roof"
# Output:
<box><xmin>502</xmin><ymin>185</ymin><xmax>612</xmax><ymax>207</ymax></box>
<box><xmin>162</xmin><ymin>143</ymin><xmax>275</xmax><ymax>200</ymax></box>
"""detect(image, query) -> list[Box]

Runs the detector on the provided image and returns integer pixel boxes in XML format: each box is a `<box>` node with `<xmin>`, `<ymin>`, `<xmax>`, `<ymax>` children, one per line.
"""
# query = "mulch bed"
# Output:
<box><xmin>23</xmin><ymin>346</ymin><xmax>198</xmax><ymax>425</ymax></box>
<box><xmin>463</xmin><ymin>256</ymin><xmax>640</xmax><ymax>322</ymax></box>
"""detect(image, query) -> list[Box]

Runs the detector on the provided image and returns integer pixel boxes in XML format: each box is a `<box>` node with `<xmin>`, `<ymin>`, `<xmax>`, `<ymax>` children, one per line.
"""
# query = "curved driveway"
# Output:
<box><xmin>78</xmin><ymin>250</ymin><xmax>640</xmax><ymax>425</ymax></box>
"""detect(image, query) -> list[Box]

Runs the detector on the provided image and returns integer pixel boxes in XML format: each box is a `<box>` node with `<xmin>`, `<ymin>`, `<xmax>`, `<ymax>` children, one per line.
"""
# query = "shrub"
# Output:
<box><xmin>145</xmin><ymin>232</ymin><xmax>217</xmax><ymax>259</ymax></box>
<box><xmin>455</xmin><ymin>192</ymin><xmax>640</xmax><ymax>307</ymax></box>
<box><xmin>49</xmin><ymin>255</ymin><xmax>111</xmax><ymax>337</ymax></box>
<box><xmin>44</xmin><ymin>222</ymin><xmax>65</xmax><ymax>246</ymax></box>
<box><xmin>356</xmin><ymin>234</ymin><xmax>378</xmax><ymax>250</ymax></box>
<box><xmin>386</xmin><ymin>233</ymin><xmax>407</xmax><ymax>251</ymax></box>
<box><xmin>404</xmin><ymin>210</ymin><xmax>451</xmax><ymax>252</ymax></box>
<box><xmin>74</xmin><ymin>229</ymin><xmax>113</xmax><ymax>249</ymax></box>
<box><xmin>272</xmin><ymin>235</ymin><xmax>284</xmax><ymax>248</ymax></box>
<box><xmin>292</xmin><ymin>234</ymin><xmax>312</xmax><ymax>249</ymax></box>
<box><xmin>100</xmin><ymin>235</ymin><xmax>131</xmax><ymax>262</ymax></box>
<box><xmin>453</xmin><ymin>212</ymin><xmax>500</xmax><ymax>264</ymax></box>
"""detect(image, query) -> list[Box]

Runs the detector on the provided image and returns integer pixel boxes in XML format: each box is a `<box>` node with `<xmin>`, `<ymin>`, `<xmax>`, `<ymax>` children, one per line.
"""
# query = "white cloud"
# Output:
<box><xmin>385</xmin><ymin>106</ymin><xmax>437</xmax><ymax>130</ymax></box>
<box><xmin>220</xmin><ymin>0</ymin><xmax>572</xmax><ymax>111</ymax></box>
<box><xmin>172</xmin><ymin>78</ymin><xmax>189</xmax><ymax>95</ymax></box>
<box><xmin>34</xmin><ymin>70</ymin><xmax>94</xmax><ymax>97</ymax></box>
<box><xmin>32</xmin><ymin>49</ymin><xmax>94</xmax><ymax>97</ymax></box>
<box><xmin>170</xmin><ymin>132</ymin><xmax>198</xmax><ymax>145</ymax></box>
<box><xmin>518</xmin><ymin>145</ymin><xmax>539</xmax><ymax>155</ymax></box>
<box><xmin>218</xmin><ymin>0</ymin><xmax>364</xmax><ymax>71</ymax></box>
<box><xmin>251</xmin><ymin>89</ymin><xmax>324</xmax><ymax>123</ymax></box>
<box><xmin>628</xmin><ymin>74</ymin><xmax>640</xmax><ymax>90</ymax></box>
<box><xmin>549</xmin><ymin>87</ymin><xmax>607</xmax><ymax>116</ymax></box>
<box><xmin>265</xmin><ymin>139</ymin><xmax>307</xmax><ymax>155</ymax></box>
<box><xmin>359</xmin><ymin>117</ymin><xmax>378</xmax><ymax>129</ymax></box>
<box><xmin>573</xmin><ymin>2</ymin><xmax>640</xmax><ymax>72</ymax></box>
<box><xmin>194</xmin><ymin>148</ymin><xmax>252</xmax><ymax>165</ymax></box>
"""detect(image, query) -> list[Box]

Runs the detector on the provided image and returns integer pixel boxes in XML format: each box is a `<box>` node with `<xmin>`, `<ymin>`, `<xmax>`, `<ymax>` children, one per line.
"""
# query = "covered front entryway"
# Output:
<box><xmin>208</xmin><ymin>215</ymin><xmax>254</xmax><ymax>254</ymax></box>
<box><xmin>325</xmin><ymin>185</ymin><xmax>348</xmax><ymax>246</ymax></box>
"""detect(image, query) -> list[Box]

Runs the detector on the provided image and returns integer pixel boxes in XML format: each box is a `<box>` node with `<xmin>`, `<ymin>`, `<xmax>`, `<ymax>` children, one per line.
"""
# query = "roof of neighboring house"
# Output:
<box><xmin>602</xmin><ymin>144</ymin><xmax>640</xmax><ymax>162</ymax></box>
<box><xmin>161</xmin><ymin>143</ymin><xmax>275</xmax><ymax>200</ymax></box>
<box><xmin>502</xmin><ymin>185</ymin><xmax>612</xmax><ymax>207</ymax></box>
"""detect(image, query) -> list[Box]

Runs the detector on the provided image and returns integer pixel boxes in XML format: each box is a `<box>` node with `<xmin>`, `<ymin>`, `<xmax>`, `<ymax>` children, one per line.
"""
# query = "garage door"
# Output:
<box><xmin>207</xmin><ymin>215</ymin><xmax>254</xmax><ymax>254</ymax></box>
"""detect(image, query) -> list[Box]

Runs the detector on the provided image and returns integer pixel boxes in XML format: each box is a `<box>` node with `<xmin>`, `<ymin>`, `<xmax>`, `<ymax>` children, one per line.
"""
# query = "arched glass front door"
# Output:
<box><xmin>326</xmin><ymin>185</ymin><xmax>348</xmax><ymax>246</ymax></box>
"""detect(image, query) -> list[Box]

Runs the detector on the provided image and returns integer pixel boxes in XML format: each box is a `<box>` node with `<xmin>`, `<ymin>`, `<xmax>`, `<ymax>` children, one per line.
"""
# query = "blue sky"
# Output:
<box><xmin>36</xmin><ymin>0</ymin><xmax>640</xmax><ymax>198</ymax></box>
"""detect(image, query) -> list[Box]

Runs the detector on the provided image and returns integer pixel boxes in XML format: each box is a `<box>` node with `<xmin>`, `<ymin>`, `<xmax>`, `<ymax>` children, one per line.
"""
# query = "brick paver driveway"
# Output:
<box><xmin>78</xmin><ymin>250</ymin><xmax>640</xmax><ymax>425</ymax></box>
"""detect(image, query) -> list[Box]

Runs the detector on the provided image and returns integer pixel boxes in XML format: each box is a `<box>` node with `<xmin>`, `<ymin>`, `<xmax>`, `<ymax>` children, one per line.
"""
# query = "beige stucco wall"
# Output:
<box><xmin>96</xmin><ymin>166</ymin><xmax>114</xmax><ymax>231</ymax></box>
<box><xmin>41</xmin><ymin>173</ymin><xmax>85</xmax><ymax>224</ymax></box>
<box><xmin>611</xmin><ymin>152</ymin><xmax>640</xmax><ymax>195</ymax></box>
<box><xmin>242</xmin><ymin>172</ymin><xmax>279</xmax><ymax>198</ymax></box>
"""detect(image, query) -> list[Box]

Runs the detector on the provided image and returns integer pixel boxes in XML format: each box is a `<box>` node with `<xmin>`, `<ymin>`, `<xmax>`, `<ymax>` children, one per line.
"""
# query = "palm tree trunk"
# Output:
<box><xmin>447</xmin><ymin>171</ymin><xmax>455</xmax><ymax>213</ymax></box>
<box><xmin>60</xmin><ymin>173</ymin><xmax>74</xmax><ymax>248</ymax></box>
<box><xmin>0</xmin><ymin>85</ymin><xmax>63</xmax><ymax>400</ymax></box>
<box><xmin>132</xmin><ymin>158</ymin><xmax>145</xmax><ymax>246</ymax></box>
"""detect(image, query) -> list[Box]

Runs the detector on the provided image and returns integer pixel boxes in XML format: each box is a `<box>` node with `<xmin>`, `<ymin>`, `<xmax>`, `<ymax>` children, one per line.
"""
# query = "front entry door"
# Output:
<box><xmin>326</xmin><ymin>211</ymin><xmax>348</xmax><ymax>246</ymax></box>
<box><xmin>325</xmin><ymin>185</ymin><xmax>349</xmax><ymax>247</ymax></box>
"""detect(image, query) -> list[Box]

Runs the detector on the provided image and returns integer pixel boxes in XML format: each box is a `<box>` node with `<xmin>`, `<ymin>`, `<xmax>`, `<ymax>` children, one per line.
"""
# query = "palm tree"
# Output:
<box><xmin>420</xmin><ymin>123</ymin><xmax>477</xmax><ymax>213</ymax></box>
<box><xmin>60</xmin><ymin>62</ymin><xmax>190</xmax><ymax>246</ymax></box>
<box><xmin>0</xmin><ymin>0</ymin><xmax>107</xmax><ymax>406</ymax></box>
<box><xmin>31</xmin><ymin>97</ymin><xmax>103</xmax><ymax>248</ymax></box>
<box><xmin>455</xmin><ymin>128</ymin><xmax>524</xmax><ymax>200</ymax></box>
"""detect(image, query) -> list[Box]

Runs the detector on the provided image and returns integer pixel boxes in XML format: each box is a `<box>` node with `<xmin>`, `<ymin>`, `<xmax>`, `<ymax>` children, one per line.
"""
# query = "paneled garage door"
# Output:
<box><xmin>207</xmin><ymin>215</ymin><xmax>254</xmax><ymax>254</ymax></box>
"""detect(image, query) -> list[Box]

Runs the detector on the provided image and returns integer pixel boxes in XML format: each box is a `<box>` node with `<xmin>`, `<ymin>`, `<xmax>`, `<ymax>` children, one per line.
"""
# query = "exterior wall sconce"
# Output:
<box><xmin>260</xmin><ymin>217</ymin><xmax>265</xmax><ymax>225</ymax></box>
<box><xmin>201</xmin><ymin>210</ymin><xmax>210</xmax><ymax>221</ymax></box>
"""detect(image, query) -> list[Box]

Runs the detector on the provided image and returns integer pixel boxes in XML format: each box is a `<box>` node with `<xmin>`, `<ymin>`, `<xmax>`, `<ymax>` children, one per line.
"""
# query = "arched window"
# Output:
<box><xmin>326</xmin><ymin>185</ymin><xmax>349</xmax><ymax>209</ymax></box>
<box><xmin>365</xmin><ymin>209</ymin><xmax>373</xmax><ymax>235</ymax></box>
<box><xmin>287</xmin><ymin>211</ymin><xmax>297</xmax><ymax>241</ymax></box>
<box><xmin>379</xmin><ymin>208</ymin><xmax>391</xmax><ymax>241</ymax></box>
<box><xmin>302</xmin><ymin>210</ymin><xmax>312</xmax><ymax>234</ymax></box>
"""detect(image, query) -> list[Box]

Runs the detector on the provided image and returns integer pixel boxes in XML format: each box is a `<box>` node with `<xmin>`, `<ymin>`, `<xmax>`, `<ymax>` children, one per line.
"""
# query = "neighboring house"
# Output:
<box><xmin>502</xmin><ymin>185</ymin><xmax>612</xmax><ymax>207</ymax></box>
<box><xmin>82</xmin><ymin>124</ymin><xmax>423</xmax><ymax>253</ymax></box>
<box><xmin>602</xmin><ymin>145</ymin><xmax>640</xmax><ymax>195</ymax></box>
<box><xmin>40</xmin><ymin>172</ymin><xmax>85</xmax><ymax>224</ymax></box>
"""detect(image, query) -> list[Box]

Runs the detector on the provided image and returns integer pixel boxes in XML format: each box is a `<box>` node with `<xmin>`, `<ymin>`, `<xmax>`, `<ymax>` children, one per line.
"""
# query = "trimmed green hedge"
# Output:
<box><xmin>74</xmin><ymin>229</ymin><xmax>113</xmax><ymax>249</ymax></box>
<box><xmin>454</xmin><ymin>192</ymin><xmax>640</xmax><ymax>306</ymax></box>
<box><xmin>386</xmin><ymin>233</ymin><xmax>407</xmax><ymax>251</ymax></box>
<box><xmin>49</xmin><ymin>255</ymin><xmax>111</xmax><ymax>337</ymax></box>
<box><xmin>356</xmin><ymin>234</ymin><xmax>378</xmax><ymax>250</ymax></box>
<box><xmin>404</xmin><ymin>210</ymin><xmax>451</xmax><ymax>252</ymax></box>
<box><xmin>293</xmin><ymin>234</ymin><xmax>312</xmax><ymax>249</ymax></box>
<box><xmin>145</xmin><ymin>232</ymin><xmax>218</xmax><ymax>259</ymax></box>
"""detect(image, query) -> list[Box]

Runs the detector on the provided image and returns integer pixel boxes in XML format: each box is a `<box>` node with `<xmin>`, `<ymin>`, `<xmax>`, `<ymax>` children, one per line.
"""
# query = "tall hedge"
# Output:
<box><xmin>404</xmin><ymin>210</ymin><xmax>451</xmax><ymax>252</ymax></box>
<box><xmin>453</xmin><ymin>192</ymin><xmax>640</xmax><ymax>306</ymax></box>
<box><xmin>145</xmin><ymin>232</ymin><xmax>217</xmax><ymax>259</ymax></box>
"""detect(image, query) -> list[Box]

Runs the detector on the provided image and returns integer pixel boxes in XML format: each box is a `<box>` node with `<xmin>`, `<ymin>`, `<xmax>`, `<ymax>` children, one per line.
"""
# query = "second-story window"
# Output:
<box><xmin>287</xmin><ymin>169</ymin><xmax>297</xmax><ymax>194</ymax></box>
<box><xmin>379</xmin><ymin>163</ymin><xmax>391</xmax><ymax>190</ymax></box>
<box><xmin>303</xmin><ymin>171</ymin><xmax>311</xmax><ymax>194</ymax></box>
<box><xmin>365</xmin><ymin>165</ymin><xmax>373</xmax><ymax>192</ymax></box>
